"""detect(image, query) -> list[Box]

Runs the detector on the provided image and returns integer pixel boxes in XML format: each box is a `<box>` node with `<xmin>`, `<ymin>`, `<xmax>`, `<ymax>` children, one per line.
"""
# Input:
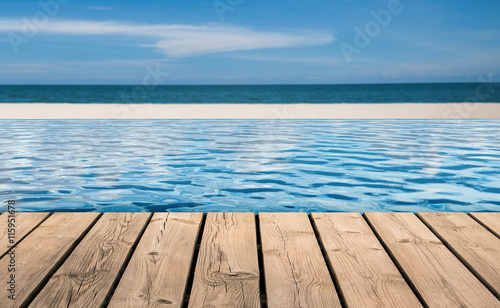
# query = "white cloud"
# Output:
<box><xmin>0</xmin><ymin>19</ymin><xmax>334</xmax><ymax>57</ymax></box>
<box><xmin>228</xmin><ymin>55</ymin><xmax>343</xmax><ymax>66</ymax></box>
<box><xmin>0</xmin><ymin>63</ymin><xmax>54</xmax><ymax>68</ymax></box>
<box><xmin>0</xmin><ymin>59</ymin><xmax>180</xmax><ymax>74</ymax></box>
<box><xmin>59</xmin><ymin>59</ymin><xmax>178</xmax><ymax>67</ymax></box>
<box><xmin>0</xmin><ymin>69</ymin><xmax>45</xmax><ymax>73</ymax></box>
<box><xmin>85</xmin><ymin>7</ymin><xmax>114</xmax><ymax>11</ymax></box>
<box><xmin>150</xmin><ymin>29</ymin><xmax>332</xmax><ymax>57</ymax></box>
<box><xmin>225</xmin><ymin>54</ymin><xmax>378</xmax><ymax>68</ymax></box>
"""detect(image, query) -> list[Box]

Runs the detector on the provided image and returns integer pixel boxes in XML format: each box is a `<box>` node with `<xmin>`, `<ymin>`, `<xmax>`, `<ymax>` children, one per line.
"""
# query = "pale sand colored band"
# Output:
<box><xmin>0</xmin><ymin>103</ymin><xmax>499</xmax><ymax>119</ymax></box>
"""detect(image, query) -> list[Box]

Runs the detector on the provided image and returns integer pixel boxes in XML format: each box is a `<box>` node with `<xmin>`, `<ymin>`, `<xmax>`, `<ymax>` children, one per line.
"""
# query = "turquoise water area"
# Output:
<box><xmin>1</xmin><ymin>119</ymin><xmax>499</xmax><ymax>213</ymax></box>
<box><xmin>1</xmin><ymin>83</ymin><xmax>500</xmax><ymax>103</ymax></box>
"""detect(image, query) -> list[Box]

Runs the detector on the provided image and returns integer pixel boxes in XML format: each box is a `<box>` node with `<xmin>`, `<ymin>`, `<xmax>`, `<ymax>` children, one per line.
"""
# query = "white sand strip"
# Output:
<box><xmin>0</xmin><ymin>103</ymin><xmax>499</xmax><ymax>119</ymax></box>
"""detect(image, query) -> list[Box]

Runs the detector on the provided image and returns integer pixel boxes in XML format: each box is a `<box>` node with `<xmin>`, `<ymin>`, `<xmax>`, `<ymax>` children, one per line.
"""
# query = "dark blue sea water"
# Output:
<box><xmin>1</xmin><ymin>83</ymin><xmax>499</xmax><ymax>104</ymax></box>
<box><xmin>1</xmin><ymin>119</ymin><xmax>499</xmax><ymax>213</ymax></box>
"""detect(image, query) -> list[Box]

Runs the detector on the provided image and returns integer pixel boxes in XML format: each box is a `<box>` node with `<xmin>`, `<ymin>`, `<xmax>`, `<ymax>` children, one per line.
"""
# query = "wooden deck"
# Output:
<box><xmin>1</xmin><ymin>212</ymin><xmax>499</xmax><ymax>307</ymax></box>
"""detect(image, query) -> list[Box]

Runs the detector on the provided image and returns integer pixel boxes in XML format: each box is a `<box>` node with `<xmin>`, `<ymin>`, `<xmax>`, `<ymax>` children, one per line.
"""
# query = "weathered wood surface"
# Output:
<box><xmin>0</xmin><ymin>213</ymin><xmax>100</xmax><ymax>308</ymax></box>
<box><xmin>418</xmin><ymin>212</ymin><xmax>500</xmax><ymax>298</ymax></box>
<box><xmin>470</xmin><ymin>212</ymin><xmax>500</xmax><ymax>238</ymax></box>
<box><xmin>109</xmin><ymin>212</ymin><xmax>203</xmax><ymax>308</ymax></box>
<box><xmin>0</xmin><ymin>212</ymin><xmax>50</xmax><ymax>258</ymax></box>
<box><xmin>312</xmin><ymin>212</ymin><xmax>422</xmax><ymax>308</ymax></box>
<box><xmin>0</xmin><ymin>212</ymin><xmax>499</xmax><ymax>307</ymax></box>
<box><xmin>260</xmin><ymin>212</ymin><xmax>341</xmax><ymax>308</ymax></box>
<box><xmin>30</xmin><ymin>213</ymin><xmax>151</xmax><ymax>308</ymax></box>
<box><xmin>188</xmin><ymin>212</ymin><xmax>260</xmax><ymax>308</ymax></box>
<box><xmin>365</xmin><ymin>212</ymin><xmax>499</xmax><ymax>307</ymax></box>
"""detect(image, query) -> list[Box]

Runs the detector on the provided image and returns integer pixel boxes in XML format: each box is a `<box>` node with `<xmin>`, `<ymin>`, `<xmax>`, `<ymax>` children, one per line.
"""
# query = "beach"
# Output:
<box><xmin>1</xmin><ymin>103</ymin><xmax>500</xmax><ymax>119</ymax></box>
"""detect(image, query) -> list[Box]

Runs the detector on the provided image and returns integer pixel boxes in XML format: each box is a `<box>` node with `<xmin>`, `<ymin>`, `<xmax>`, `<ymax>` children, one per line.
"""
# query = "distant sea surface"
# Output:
<box><xmin>1</xmin><ymin>83</ymin><xmax>499</xmax><ymax>104</ymax></box>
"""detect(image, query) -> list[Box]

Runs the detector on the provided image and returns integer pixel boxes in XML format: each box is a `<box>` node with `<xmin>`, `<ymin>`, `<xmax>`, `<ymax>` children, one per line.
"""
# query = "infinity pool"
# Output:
<box><xmin>1</xmin><ymin>120</ymin><xmax>499</xmax><ymax>212</ymax></box>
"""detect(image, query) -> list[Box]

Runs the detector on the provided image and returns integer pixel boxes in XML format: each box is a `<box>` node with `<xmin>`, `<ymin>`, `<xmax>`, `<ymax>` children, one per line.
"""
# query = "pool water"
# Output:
<box><xmin>1</xmin><ymin>119</ymin><xmax>499</xmax><ymax>212</ymax></box>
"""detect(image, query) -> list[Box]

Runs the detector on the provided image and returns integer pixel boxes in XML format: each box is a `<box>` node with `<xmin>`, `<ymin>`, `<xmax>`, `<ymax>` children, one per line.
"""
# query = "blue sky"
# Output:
<box><xmin>0</xmin><ymin>0</ymin><xmax>499</xmax><ymax>84</ymax></box>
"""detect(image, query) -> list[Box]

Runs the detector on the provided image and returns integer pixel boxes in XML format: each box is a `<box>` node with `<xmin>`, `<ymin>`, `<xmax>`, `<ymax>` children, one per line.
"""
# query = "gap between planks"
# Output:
<box><xmin>1</xmin><ymin>212</ymin><xmax>499</xmax><ymax>308</ymax></box>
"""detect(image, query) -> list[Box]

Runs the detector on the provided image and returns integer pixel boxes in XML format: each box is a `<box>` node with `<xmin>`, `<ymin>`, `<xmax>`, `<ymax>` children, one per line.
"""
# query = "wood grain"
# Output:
<box><xmin>365</xmin><ymin>212</ymin><xmax>499</xmax><ymax>307</ymax></box>
<box><xmin>109</xmin><ymin>212</ymin><xmax>204</xmax><ymax>308</ymax></box>
<box><xmin>418</xmin><ymin>212</ymin><xmax>500</xmax><ymax>298</ymax></box>
<box><xmin>0</xmin><ymin>212</ymin><xmax>100</xmax><ymax>308</ymax></box>
<box><xmin>188</xmin><ymin>213</ymin><xmax>260</xmax><ymax>308</ymax></box>
<box><xmin>260</xmin><ymin>212</ymin><xmax>341</xmax><ymax>308</ymax></box>
<box><xmin>0</xmin><ymin>212</ymin><xmax>50</xmax><ymax>258</ymax></box>
<box><xmin>29</xmin><ymin>212</ymin><xmax>151</xmax><ymax>308</ymax></box>
<box><xmin>311</xmin><ymin>212</ymin><xmax>421</xmax><ymax>308</ymax></box>
<box><xmin>469</xmin><ymin>212</ymin><xmax>500</xmax><ymax>238</ymax></box>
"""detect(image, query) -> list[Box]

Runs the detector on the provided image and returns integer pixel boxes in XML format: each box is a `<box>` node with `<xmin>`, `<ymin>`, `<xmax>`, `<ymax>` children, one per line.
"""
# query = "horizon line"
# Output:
<box><xmin>0</xmin><ymin>81</ymin><xmax>496</xmax><ymax>87</ymax></box>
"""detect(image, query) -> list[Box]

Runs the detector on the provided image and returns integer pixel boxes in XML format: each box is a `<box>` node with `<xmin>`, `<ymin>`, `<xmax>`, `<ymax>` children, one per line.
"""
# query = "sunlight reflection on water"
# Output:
<box><xmin>1</xmin><ymin>119</ymin><xmax>500</xmax><ymax>212</ymax></box>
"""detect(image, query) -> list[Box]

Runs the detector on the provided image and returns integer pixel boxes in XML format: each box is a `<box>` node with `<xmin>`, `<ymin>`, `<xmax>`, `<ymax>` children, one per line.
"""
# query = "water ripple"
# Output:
<box><xmin>1</xmin><ymin>119</ymin><xmax>500</xmax><ymax>212</ymax></box>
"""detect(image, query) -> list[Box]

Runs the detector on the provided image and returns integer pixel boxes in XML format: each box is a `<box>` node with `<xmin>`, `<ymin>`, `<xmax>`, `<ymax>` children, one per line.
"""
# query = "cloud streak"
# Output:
<box><xmin>85</xmin><ymin>7</ymin><xmax>114</xmax><ymax>11</ymax></box>
<box><xmin>0</xmin><ymin>19</ymin><xmax>334</xmax><ymax>57</ymax></box>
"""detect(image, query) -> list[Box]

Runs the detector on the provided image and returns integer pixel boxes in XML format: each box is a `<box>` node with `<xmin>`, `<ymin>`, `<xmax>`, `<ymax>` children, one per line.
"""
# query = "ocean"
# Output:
<box><xmin>1</xmin><ymin>83</ymin><xmax>499</xmax><ymax>104</ymax></box>
<box><xmin>1</xmin><ymin>83</ymin><xmax>500</xmax><ymax>212</ymax></box>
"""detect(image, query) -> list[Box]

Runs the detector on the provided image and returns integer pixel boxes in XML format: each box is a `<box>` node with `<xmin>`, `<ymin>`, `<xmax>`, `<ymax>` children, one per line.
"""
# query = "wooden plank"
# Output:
<box><xmin>30</xmin><ymin>212</ymin><xmax>151</xmax><ymax>308</ymax></box>
<box><xmin>108</xmin><ymin>212</ymin><xmax>203</xmax><ymax>308</ymax></box>
<box><xmin>188</xmin><ymin>213</ymin><xmax>260</xmax><ymax>308</ymax></box>
<box><xmin>365</xmin><ymin>212</ymin><xmax>499</xmax><ymax>307</ymax></box>
<box><xmin>470</xmin><ymin>212</ymin><xmax>500</xmax><ymax>238</ymax></box>
<box><xmin>0</xmin><ymin>212</ymin><xmax>50</xmax><ymax>258</ymax></box>
<box><xmin>311</xmin><ymin>212</ymin><xmax>422</xmax><ymax>308</ymax></box>
<box><xmin>0</xmin><ymin>213</ymin><xmax>100</xmax><ymax>308</ymax></box>
<box><xmin>260</xmin><ymin>212</ymin><xmax>341</xmax><ymax>308</ymax></box>
<box><xmin>418</xmin><ymin>212</ymin><xmax>500</xmax><ymax>298</ymax></box>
